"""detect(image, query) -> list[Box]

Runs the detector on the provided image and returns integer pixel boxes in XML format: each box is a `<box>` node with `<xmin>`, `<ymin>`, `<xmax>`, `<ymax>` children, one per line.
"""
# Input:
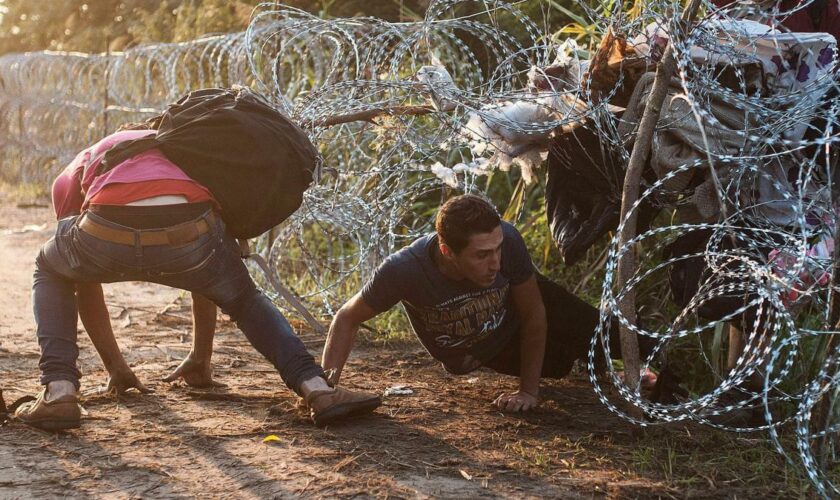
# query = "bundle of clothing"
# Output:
<box><xmin>546</xmin><ymin>19</ymin><xmax>837</xmax><ymax>268</ymax></box>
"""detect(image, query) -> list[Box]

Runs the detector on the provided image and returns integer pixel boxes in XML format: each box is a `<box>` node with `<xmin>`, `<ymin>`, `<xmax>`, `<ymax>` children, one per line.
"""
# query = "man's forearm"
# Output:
<box><xmin>321</xmin><ymin>312</ymin><xmax>360</xmax><ymax>384</ymax></box>
<box><xmin>76</xmin><ymin>282</ymin><xmax>127</xmax><ymax>372</ymax></box>
<box><xmin>161</xmin><ymin>293</ymin><xmax>220</xmax><ymax>387</ymax></box>
<box><xmin>190</xmin><ymin>292</ymin><xmax>217</xmax><ymax>362</ymax></box>
<box><xmin>517</xmin><ymin>318</ymin><xmax>546</xmax><ymax>396</ymax></box>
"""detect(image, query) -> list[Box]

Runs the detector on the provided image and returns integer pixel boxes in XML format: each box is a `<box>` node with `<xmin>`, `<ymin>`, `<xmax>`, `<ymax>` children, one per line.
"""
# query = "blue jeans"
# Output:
<box><xmin>33</xmin><ymin>204</ymin><xmax>324</xmax><ymax>394</ymax></box>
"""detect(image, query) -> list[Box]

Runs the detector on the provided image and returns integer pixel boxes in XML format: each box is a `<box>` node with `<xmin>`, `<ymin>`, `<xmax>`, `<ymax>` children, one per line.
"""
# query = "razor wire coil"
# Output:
<box><xmin>1</xmin><ymin>1</ymin><xmax>839</xmax><ymax>495</ymax></box>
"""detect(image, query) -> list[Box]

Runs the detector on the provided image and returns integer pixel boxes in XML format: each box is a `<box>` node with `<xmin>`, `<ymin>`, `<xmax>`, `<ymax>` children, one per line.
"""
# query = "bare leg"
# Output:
<box><xmin>726</xmin><ymin>322</ymin><xmax>745</xmax><ymax>373</ymax></box>
<box><xmin>727</xmin><ymin>322</ymin><xmax>764</xmax><ymax>391</ymax></box>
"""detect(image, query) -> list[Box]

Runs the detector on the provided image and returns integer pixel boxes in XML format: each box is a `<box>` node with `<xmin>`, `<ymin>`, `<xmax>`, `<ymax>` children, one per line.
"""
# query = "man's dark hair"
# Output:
<box><xmin>435</xmin><ymin>194</ymin><xmax>501</xmax><ymax>253</ymax></box>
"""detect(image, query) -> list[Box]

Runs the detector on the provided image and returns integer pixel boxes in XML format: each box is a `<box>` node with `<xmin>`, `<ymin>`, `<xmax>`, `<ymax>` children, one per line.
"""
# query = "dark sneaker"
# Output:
<box><xmin>14</xmin><ymin>389</ymin><xmax>81</xmax><ymax>431</ymax></box>
<box><xmin>305</xmin><ymin>387</ymin><xmax>381</xmax><ymax>427</ymax></box>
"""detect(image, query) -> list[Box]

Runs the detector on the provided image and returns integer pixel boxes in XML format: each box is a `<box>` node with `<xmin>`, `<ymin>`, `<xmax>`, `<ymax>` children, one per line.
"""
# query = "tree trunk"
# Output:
<box><xmin>614</xmin><ymin>0</ymin><xmax>703</xmax><ymax>421</ymax></box>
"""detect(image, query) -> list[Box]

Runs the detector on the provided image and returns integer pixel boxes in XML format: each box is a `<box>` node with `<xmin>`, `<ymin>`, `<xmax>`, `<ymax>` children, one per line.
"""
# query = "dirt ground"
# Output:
<box><xmin>0</xmin><ymin>192</ymin><xmax>809</xmax><ymax>499</ymax></box>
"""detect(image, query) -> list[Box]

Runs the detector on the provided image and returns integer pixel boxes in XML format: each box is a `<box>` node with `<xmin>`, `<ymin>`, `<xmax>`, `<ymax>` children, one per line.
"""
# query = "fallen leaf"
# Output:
<box><xmin>262</xmin><ymin>435</ymin><xmax>282</xmax><ymax>444</ymax></box>
<box><xmin>459</xmin><ymin>469</ymin><xmax>473</xmax><ymax>481</ymax></box>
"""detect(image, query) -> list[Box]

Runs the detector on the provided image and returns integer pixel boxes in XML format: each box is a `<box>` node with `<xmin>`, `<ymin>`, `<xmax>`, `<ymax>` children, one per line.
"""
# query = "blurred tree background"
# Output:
<box><xmin>0</xmin><ymin>1</ymin><xmax>590</xmax><ymax>54</ymax></box>
<box><xmin>0</xmin><ymin>0</ymin><xmax>609</xmax><ymax>305</ymax></box>
<box><xmin>0</xmin><ymin>0</ymin><xmax>612</xmax><ymax>323</ymax></box>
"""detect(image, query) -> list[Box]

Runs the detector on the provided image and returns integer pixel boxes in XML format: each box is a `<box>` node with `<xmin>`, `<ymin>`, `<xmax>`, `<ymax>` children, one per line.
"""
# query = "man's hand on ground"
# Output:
<box><xmin>163</xmin><ymin>354</ymin><xmax>225</xmax><ymax>387</ymax></box>
<box><xmin>107</xmin><ymin>365</ymin><xmax>152</xmax><ymax>395</ymax></box>
<box><xmin>493</xmin><ymin>390</ymin><xmax>539</xmax><ymax>412</ymax></box>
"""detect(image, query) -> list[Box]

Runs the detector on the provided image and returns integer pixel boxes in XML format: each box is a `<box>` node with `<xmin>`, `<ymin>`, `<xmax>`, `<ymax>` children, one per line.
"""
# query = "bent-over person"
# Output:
<box><xmin>16</xmin><ymin>129</ymin><xmax>380</xmax><ymax>430</ymax></box>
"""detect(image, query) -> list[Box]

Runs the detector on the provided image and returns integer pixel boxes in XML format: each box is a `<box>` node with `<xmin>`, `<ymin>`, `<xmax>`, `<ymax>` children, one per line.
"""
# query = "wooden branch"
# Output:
<box><xmin>614</xmin><ymin>0</ymin><xmax>703</xmax><ymax>422</ymax></box>
<box><xmin>308</xmin><ymin>105</ymin><xmax>436</xmax><ymax>128</ymax></box>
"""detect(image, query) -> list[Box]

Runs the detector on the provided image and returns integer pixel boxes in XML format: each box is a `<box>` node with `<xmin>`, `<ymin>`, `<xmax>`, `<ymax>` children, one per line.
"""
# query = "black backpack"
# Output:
<box><xmin>100</xmin><ymin>87</ymin><xmax>319</xmax><ymax>239</ymax></box>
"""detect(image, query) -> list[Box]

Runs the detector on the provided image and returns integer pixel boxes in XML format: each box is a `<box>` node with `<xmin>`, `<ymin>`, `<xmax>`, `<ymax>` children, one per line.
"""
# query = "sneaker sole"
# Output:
<box><xmin>312</xmin><ymin>397</ymin><xmax>381</xmax><ymax>427</ymax></box>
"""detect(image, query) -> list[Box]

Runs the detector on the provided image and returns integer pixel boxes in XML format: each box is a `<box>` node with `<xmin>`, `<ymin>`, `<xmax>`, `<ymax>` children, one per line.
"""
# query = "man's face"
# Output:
<box><xmin>445</xmin><ymin>225</ymin><xmax>503</xmax><ymax>288</ymax></box>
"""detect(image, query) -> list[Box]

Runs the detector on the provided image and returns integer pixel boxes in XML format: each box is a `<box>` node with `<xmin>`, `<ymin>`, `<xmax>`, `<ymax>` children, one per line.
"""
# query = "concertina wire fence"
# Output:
<box><xmin>0</xmin><ymin>1</ymin><xmax>839</xmax><ymax>495</ymax></box>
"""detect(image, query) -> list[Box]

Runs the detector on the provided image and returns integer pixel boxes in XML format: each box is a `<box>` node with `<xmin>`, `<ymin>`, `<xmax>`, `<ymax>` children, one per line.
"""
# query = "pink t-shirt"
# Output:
<box><xmin>51</xmin><ymin>130</ymin><xmax>215</xmax><ymax>219</ymax></box>
<box><xmin>80</xmin><ymin>130</ymin><xmax>199</xmax><ymax>202</ymax></box>
<box><xmin>51</xmin><ymin>160</ymin><xmax>85</xmax><ymax>219</ymax></box>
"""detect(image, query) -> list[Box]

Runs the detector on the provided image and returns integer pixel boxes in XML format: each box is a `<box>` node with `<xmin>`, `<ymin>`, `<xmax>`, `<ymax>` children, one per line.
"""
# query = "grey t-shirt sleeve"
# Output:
<box><xmin>360</xmin><ymin>253</ymin><xmax>407</xmax><ymax>313</ymax></box>
<box><xmin>501</xmin><ymin>222</ymin><xmax>535</xmax><ymax>285</ymax></box>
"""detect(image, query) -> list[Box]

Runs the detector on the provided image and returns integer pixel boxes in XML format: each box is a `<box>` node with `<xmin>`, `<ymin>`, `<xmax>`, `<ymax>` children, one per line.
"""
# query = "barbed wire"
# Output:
<box><xmin>584</xmin><ymin>4</ymin><xmax>840</xmax><ymax>496</ymax></box>
<box><xmin>0</xmin><ymin>0</ymin><xmax>838</xmax><ymax>494</ymax></box>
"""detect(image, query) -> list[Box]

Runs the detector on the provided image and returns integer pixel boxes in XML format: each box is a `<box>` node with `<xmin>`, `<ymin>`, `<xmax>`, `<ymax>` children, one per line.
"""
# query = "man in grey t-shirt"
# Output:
<box><xmin>322</xmin><ymin>194</ymin><xmax>617</xmax><ymax>412</ymax></box>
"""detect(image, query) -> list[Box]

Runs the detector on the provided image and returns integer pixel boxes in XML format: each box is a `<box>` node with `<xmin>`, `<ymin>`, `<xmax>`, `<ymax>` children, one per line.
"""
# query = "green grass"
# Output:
<box><xmin>631</xmin><ymin>430</ymin><xmax>817</xmax><ymax>496</ymax></box>
<box><xmin>360</xmin><ymin>306</ymin><xmax>416</xmax><ymax>345</ymax></box>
